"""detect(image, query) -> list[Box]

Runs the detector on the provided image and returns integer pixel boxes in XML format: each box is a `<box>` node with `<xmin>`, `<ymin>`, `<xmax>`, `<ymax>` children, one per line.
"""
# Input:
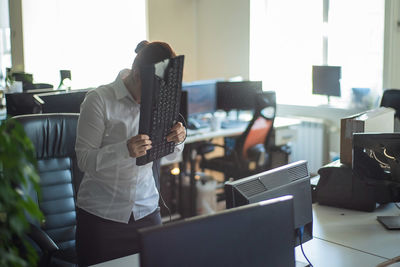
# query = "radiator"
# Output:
<box><xmin>289</xmin><ymin>119</ymin><xmax>326</xmax><ymax>175</ymax></box>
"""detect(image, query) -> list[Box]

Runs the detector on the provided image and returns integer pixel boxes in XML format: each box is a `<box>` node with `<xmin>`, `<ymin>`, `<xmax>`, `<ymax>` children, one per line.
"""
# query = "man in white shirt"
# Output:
<box><xmin>75</xmin><ymin>41</ymin><xmax>186</xmax><ymax>266</ymax></box>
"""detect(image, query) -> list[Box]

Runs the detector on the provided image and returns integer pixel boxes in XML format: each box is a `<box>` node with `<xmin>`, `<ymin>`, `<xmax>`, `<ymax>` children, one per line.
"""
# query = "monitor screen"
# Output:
<box><xmin>225</xmin><ymin>160</ymin><xmax>313</xmax><ymax>247</ymax></box>
<box><xmin>182</xmin><ymin>80</ymin><xmax>217</xmax><ymax>116</ymax></box>
<box><xmin>139</xmin><ymin>195</ymin><xmax>296</xmax><ymax>267</ymax></box>
<box><xmin>312</xmin><ymin>65</ymin><xmax>341</xmax><ymax>97</ymax></box>
<box><xmin>216</xmin><ymin>81</ymin><xmax>262</xmax><ymax>111</ymax></box>
<box><xmin>34</xmin><ymin>89</ymin><xmax>89</xmax><ymax>113</ymax></box>
<box><xmin>353</xmin><ymin>133</ymin><xmax>400</xmax><ymax>183</ymax></box>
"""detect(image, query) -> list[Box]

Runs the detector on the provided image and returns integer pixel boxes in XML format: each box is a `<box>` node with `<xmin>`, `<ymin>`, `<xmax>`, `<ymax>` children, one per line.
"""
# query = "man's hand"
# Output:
<box><xmin>167</xmin><ymin>122</ymin><xmax>186</xmax><ymax>144</ymax></box>
<box><xmin>127</xmin><ymin>134</ymin><xmax>152</xmax><ymax>158</ymax></box>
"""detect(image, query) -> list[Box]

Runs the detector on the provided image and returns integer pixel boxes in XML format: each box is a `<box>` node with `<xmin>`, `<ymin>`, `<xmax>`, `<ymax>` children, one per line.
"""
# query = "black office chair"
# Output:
<box><xmin>199</xmin><ymin>91</ymin><xmax>277</xmax><ymax>181</ymax></box>
<box><xmin>14</xmin><ymin>113</ymin><xmax>83</xmax><ymax>267</ymax></box>
<box><xmin>380</xmin><ymin>89</ymin><xmax>400</xmax><ymax>118</ymax></box>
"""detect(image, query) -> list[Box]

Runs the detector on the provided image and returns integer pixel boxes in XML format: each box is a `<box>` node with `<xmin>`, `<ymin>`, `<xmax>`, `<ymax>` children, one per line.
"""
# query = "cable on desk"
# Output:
<box><xmin>154</xmin><ymin>113</ymin><xmax>187</xmax><ymax>223</ymax></box>
<box><xmin>395</xmin><ymin>203</ymin><xmax>400</xmax><ymax>210</ymax></box>
<box><xmin>298</xmin><ymin>227</ymin><xmax>313</xmax><ymax>267</ymax></box>
<box><xmin>155</xmin><ymin>164</ymin><xmax>172</xmax><ymax>223</ymax></box>
<box><xmin>376</xmin><ymin>255</ymin><xmax>400</xmax><ymax>267</ymax></box>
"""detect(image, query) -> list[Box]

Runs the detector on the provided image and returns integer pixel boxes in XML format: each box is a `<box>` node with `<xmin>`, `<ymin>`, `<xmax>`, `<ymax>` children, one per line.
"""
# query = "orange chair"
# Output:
<box><xmin>199</xmin><ymin>91</ymin><xmax>277</xmax><ymax>181</ymax></box>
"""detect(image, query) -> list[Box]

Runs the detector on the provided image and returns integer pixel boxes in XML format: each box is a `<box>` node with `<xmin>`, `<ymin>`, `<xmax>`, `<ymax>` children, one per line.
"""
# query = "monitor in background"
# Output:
<box><xmin>139</xmin><ymin>195</ymin><xmax>296</xmax><ymax>267</ymax></box>
<box><xmin>6</xmin><ymin>92</ymin><xmax>42</xmax><ymax>116</ymax></box>
<box><xmin>5</xmin><ymin>89</ymin><xmax>57</xmax><ymax>116</ymax></box>
<box><xmin>312</xmin><ymin>65</ymin><xmax>341</xmax><ymax>102</ymax></box>
<box><xmin>353</xmin><ymin>133</ymin><xmax>400</xmax><ymax>229</ymax></box>
<box><xmin>216</xmin><ymin>81</ymin><xmax>262</xmax><ymax>111</ymax></box>
<box><xmin>33</xmin><ymin>89</ymin><xmax>89</xmax><ymax>113</ymax></box>
<box><xmin>225</xmin><ymin>160</ymin><xmax>313</xmax><ymax>247</ymax></box>
<box><xmin>182</xmin><ymin>80</ymin><xmax>217</xmax><ymax>117</ymax></box>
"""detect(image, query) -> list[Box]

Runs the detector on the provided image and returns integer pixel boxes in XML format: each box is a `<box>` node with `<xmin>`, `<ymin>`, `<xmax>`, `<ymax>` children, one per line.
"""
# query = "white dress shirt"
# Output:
<box><xmin>75</xmin><ymin>69</ymin><xmax>184</xmax><ymax>223</ymax></box>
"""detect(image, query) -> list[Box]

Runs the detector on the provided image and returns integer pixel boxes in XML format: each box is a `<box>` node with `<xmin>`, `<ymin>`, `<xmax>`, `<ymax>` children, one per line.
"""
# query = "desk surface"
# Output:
<box><xmin>295</xmin><ymin>238</ymin><xmax>387</xmax><ymax>267</ymax></box>
<box><xmin>186</xmin><ymin>116</ymin><xmax>300</xmax><ymax>144</ymax></box>
<box><xmin>312</xmin><ymin>203</ymin><xmax>400</xmax><ymax>259</ymax></box>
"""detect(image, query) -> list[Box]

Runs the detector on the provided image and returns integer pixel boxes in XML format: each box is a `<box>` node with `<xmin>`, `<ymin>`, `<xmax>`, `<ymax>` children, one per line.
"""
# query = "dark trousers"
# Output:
<box><xmin>75</xmin><ymin>207</ymin><xmax>161</xmax><ymax>266</ymax></box>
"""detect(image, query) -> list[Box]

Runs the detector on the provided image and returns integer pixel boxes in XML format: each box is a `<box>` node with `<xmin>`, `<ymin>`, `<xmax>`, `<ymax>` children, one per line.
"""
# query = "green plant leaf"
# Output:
<box><xmin>0</xmin><ymin>118</ymin><xmax>42</xmax><ymax>267</ymax></box>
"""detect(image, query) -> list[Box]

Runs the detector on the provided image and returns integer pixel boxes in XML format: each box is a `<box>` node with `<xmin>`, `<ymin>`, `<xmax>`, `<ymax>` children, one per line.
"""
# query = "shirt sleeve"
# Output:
<box><xmin>164</xmin><ymin>141</ymin><xmax>185</xmax><ymax>161</ymax></box>
<box><xmin>75</xmin><ymin>90</ymin><xmax>130</xmax><ymax>174</ymax></box>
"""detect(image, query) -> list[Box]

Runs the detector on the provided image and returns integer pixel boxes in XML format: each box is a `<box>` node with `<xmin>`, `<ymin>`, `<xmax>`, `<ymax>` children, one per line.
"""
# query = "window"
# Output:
<box><xmin>0</xmin><ymin>0</ymin><xmax>11</xmax><ymax>88</ymax></box>
<box><xmin>22</xmin><ymin>0</ymin><xmax>146</xmax><ymax>89</ymax></box>
<box><xmin>250</xmin><ymin>0</ymin><xmax>384</xmax><ymax>105</ymax></box>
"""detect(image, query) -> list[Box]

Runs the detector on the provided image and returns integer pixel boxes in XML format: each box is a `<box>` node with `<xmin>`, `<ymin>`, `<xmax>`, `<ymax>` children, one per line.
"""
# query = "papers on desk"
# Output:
<box><xmin>187</xmin><ymin>127</ymin><xmax>211</xmax><ymax>136</ymax></box>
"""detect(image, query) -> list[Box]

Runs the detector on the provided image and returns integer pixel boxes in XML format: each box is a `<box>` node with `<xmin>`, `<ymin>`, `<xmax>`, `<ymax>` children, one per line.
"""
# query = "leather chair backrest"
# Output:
<box><xmin>236</xmin><ymin>91</ymin><xmax>276</xmax><ymax>159</ymax></box>
<box><xmin>14</xmin><ymin>113</ymin><xmax>83</xmax><ymax>250</ymax></box>
<box><xmin>241</xmin><ymin>116</ymin><xmax>273</xmax><ymax>159</ymax></box>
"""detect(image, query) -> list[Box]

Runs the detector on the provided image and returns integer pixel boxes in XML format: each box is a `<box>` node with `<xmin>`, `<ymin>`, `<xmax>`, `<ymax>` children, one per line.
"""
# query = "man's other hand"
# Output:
<box><xmin>167</xmin><ymin>122</ymin><xmax>186</xmax><ymax>144</ymax></box>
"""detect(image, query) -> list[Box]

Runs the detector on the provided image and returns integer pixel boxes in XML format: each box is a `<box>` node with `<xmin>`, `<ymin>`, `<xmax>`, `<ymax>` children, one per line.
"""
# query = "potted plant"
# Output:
<box><xmin>0</xmin><ymin>118</ymin><xmax>43</xmax><ymax>267</ymax></box>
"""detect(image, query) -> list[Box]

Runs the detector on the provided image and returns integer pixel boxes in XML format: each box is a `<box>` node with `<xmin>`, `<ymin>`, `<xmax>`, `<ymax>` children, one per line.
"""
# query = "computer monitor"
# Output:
<box><xmin>352</xmin><ymin>133</ymin><xmax>400</xmax><ymax>229</ymax></box>
<box><xmin>182</xmin><ymin>80</ymin><xmax>217</xmax><ymax>116</ymax></box>
<box><xmin>139</xmin><ymin>195</ymin><xmax>296</xmax><ymax>267</ymax></box>
<box><xmin>5</xmin><ymin>89</ymin><xmax>57</xmax><ymax>116</ymax></box>
<box><xmin>33</xmin><ymin>89</ymin><xmax>89</xmax><ymax>113</ymax></box>
<box><xmin>225</xmin><ymin>160</ymin><xmax>313</xmax><ymax>247</ymax></box>
<box><xmin>216</xmin><ymin>81</ymin><xmax>262</xmax><ymax>111</ymax></box>
<box><xmin>312</xmin><ymin>65</ymin><xmax>341</xmax><ymax>98</ymax></box>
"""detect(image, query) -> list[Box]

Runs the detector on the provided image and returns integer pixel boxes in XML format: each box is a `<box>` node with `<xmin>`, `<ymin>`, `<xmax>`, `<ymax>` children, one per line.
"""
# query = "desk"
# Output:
<box><xmin>91</xmin><ymin>203</ymin><xmax>400</xmax><ymax>267</ymax></box>
<box><xmin>181</xmin><ymin>116</ymin><xmax>300</xmax><ymax>216</ymax></box>
<box><xmin>311</xmin><ymin>203</ymin><xmax>400</xmax><ymax>260</ymax></box>
<box><xmin>294</xmin><ymin>203</ymin><xmax>400</xmax><ymax>267</ymax></box>
<box><xmin>295</xmin><ymin>238</ymin><xmax>386</xmax><ymax>267</ymax></box>
<box><xmin>186</xmin><ymin>116</ymin><xmax>300</xmax><ymax>144</ymax></box>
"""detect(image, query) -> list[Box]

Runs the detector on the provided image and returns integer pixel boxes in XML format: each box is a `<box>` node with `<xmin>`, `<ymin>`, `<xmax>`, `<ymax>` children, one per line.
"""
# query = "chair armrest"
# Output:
<box><xmin>270</xmin><ymin>144</ymin><xmax>291</xmax><ymax>155</ymax></box>
<box><xmin>197</xmin><ymin>142</ymin><xmax>232</xmax><ymax>155</ymax></box>
<box><xmin>247</xmin><ymin>144</ymin><xmax>266</xmax><ymax>162</ymax></box>
<box><xmin>28</xmin><ymin>223</ymin><xmax>59</xmax><ymax>253</ymax></box>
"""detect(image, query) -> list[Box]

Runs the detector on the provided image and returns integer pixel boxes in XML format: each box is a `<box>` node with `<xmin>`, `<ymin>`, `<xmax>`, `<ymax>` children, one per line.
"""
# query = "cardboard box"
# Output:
<box><xmin>340</xmin><ymin>107</ymin><xmax>395</xmax><ymax>165</ymax></box>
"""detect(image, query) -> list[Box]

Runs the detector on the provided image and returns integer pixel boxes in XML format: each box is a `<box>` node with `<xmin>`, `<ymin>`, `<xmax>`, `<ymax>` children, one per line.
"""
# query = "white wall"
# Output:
<box><xmin>148</xmin><ymin>0</ymin><xmax>250</xmax><ymax>82</ymax></box>
<box><xmin>196</xmin><ymin>0</ymin><xmax>250</xmax><ymax>81</ymax></box>
<box><xmin>383</xmin><ymin>0</ymin><xmax>400</xmax><ymax>90</ymax></box>
<box><xmin>9</xmin><ymin>0</ymin><xmax>24</xmax><ymax>72</ymax></box>
<box><xmin>147</xmin><ymin>0</ymin><xmax>198</xmax><ymax>82</ymax></box>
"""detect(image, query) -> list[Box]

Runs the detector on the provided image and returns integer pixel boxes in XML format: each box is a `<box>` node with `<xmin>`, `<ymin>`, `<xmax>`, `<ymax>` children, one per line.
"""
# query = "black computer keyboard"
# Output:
<box><xmin>137</xmin><ymin>55</ymin><xmax>185</xmax><ymax>166</ymax></box>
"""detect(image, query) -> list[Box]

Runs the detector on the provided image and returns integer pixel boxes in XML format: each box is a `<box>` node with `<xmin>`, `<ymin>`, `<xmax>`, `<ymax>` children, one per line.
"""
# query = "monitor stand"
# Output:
<box><xmin>326</xmin><ymin>95</ymin><xmax>331</xmax><ymax>105</ymax></box>
<box><xmin>377</xmin><ymin>216</ymin><xmax>400</xmax><ymax>230</ymax></box>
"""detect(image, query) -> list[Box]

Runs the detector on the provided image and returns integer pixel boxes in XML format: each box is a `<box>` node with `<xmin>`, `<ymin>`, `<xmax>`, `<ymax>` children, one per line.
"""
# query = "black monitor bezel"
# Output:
<box><xmin>224</xmin><ymin>160</ymin><xmax>313</xmax><ymax>247</ymax></box>
<box><xmin>216</xmin><ymin>81</ymin><xmax>263</xmax><ymax>111</ymax></box>
<box><xmin>182</xmin><ymin>80</ymin><xmax>217</xmax><ymax>117</ymax></box>
<box><xmin>312</xmin><ymin>65</ymin><xmax>341</xmax><ymax>97</ymax></box>
<box><xmin>139</xmin><ymin>196</ymin><xmax>296</xmax><ymax>267</ymax></box>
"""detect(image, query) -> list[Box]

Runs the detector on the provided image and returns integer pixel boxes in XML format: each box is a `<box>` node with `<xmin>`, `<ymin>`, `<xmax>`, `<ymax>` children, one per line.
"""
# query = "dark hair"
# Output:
<box><xmin>132</xmin><ymin>40</ymin><xmax>176</xmax><ymax>70</ymax></box>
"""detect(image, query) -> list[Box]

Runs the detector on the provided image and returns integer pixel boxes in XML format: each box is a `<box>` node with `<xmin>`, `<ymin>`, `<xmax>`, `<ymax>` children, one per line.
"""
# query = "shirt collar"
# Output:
<box><xmin>114</xmin><ymin>69</ymin><xmax>137</xmax><ymax>103</ymax></box>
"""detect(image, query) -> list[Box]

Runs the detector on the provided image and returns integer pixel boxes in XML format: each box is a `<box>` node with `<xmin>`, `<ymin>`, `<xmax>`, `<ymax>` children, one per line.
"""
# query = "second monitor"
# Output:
<box><xmin>182</xmin><ymin>80</ymin><xmax>217</xmax><ymax>116</ymax></box>
<box><xmin>225</xmin><ymin>160</ymin><xmax>313</xmax><ymax>247</ymax></box>
<box><xmin>217</xmin><ymin>81</ymin><xmax>262</xmax><ymax>111</ymax></box>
